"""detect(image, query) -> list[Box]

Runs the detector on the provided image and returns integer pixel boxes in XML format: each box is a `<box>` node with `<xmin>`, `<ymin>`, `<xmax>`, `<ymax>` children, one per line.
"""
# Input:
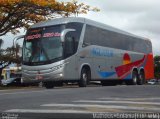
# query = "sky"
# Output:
<box><xmin>1</xmin><ymin>0</ymin><xmax>160</xmax><ymax>56</ymax></box>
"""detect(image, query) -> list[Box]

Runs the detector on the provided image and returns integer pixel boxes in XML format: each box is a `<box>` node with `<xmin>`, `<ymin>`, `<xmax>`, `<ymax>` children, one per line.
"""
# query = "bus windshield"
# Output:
<box><xmin>23</xmin><ymin>25</ymin><xmax>64</xmax><ymax>65</ymax></box>
<box><xmin>23</xmin><ymin>22</ymin><xmax>83</xmax><ymax>65</ymax></box>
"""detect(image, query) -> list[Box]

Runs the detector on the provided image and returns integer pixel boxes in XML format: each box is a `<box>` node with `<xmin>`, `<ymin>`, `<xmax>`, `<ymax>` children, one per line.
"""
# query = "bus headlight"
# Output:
<box><xmin>59</xmin><ymin>73</ymin><xmax>63</xmax><ymax>77</ymax></box>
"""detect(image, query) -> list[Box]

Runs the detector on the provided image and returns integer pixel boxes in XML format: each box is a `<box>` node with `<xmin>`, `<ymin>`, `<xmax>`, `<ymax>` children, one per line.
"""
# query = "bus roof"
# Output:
<box><xmin>30</xmin><ymin>17</ymin><xmax>150</xmax><ymax>42</ymax></box>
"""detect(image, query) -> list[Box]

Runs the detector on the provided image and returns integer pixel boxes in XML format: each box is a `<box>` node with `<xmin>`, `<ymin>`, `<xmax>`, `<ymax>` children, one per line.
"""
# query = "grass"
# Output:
<box><xmin>0</xmin><ymin>85</ymin><xmax>40</xmax><ymax>90</ymax></box>
<box><xmin>0</xmin><ymin>86</ymin><xmax>24</xmax><ymax>90</ymax></box>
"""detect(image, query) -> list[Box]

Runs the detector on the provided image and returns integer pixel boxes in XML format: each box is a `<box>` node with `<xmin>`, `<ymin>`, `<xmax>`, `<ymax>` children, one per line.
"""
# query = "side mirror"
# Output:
<box><xmin>13</xmin><ymin>35</ymin><xmax>24</xmax><ymax>48</ymax></box>
<box><xmin>61</xmin><ymin>29</ymin><xmax>76</xmax><ymax>42</ymax></box>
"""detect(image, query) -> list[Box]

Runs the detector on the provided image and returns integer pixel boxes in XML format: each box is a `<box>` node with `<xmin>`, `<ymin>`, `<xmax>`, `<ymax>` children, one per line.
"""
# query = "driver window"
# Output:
<box><xmin>23</xmin><ymin>42</ymin><xmax>32</xmax><ymax>61</ymax></box>
<box><xmin>64</xmin><ymin>32</ymin><xmax>76</xmax><ymax>58</ymax></box>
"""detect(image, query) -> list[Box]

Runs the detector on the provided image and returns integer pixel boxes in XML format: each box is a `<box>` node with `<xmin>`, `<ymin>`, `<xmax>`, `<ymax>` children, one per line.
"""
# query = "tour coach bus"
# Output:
<box><xmin>21</xmin><ymin>17</ymin><xmax>154</xmax><ymax>88</ymax></box>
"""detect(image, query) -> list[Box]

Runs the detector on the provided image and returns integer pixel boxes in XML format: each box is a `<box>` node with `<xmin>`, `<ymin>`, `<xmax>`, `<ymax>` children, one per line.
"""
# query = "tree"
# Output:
<box><xmin>154</xmin><ymin>56</ymin><xmax>160</xmax><ymax>79</ymax></box>
<box><xmin>57</xmin><ymin>0</ymin><xmax>100</xmax><ymax>17</ymax></box>
<box><xmin>0</xmin><ymin>43</ymin><xmax>21</xmax><ymax>79</ymax></box>
<box><xmin>0</xmin><ymin>0</ymin><xmax>99</xmax><ymax>36</ymax></box>
<box><xmin>0</xmin><ymin>39</ymin><xmax>3</xmax><ymax>48</ymax></box>
<box><xmin>0</xmin><ymin>0</ymin><xmax>99</xmax><ymax>79</ymax></box>
<box><xmin>0</xmin><ymin>39</ymin><xmax>4</xmax><ymax>79</ymax></box>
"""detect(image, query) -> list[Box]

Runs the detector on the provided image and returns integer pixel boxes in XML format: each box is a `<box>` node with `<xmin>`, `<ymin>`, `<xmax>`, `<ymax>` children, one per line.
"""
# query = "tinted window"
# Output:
<box><xmin>66</xmin><ymin>23</ymin><xmax>83</xmax><ymax>46</ymax></box>
<box><xmin>64</xmin><ymin>32</ymin><xmax>76</xmax><ymax>58</ymax></box>
<box><xmin>64</xmin><ymin>22</ymin><xmax>83</xmax><ymax>58</ymax></box>
<box><xmin>65</xmin><ymin>22</ymin><xmax>83</xmax><ymax>57</ymax></box>
<box><xmin>83</xmin><ymin>25</ymin><xmax>148</xmax><ymax>53</ymax></box>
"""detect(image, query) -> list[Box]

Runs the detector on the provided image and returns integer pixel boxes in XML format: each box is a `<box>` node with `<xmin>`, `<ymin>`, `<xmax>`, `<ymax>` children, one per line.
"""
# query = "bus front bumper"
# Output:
<box><xmin>21</xmin><ymin>72</ymin><xmax>64</xmax><ymax>83</ymax></box>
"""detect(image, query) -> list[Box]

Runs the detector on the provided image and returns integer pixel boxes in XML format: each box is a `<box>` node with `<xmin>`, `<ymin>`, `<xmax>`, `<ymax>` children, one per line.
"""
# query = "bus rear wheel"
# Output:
<box><xmin>44</xmin><ymin>82</ymin><xmax>54</xmax><ymax>89</ymax></box>
<box><xmin>126</xmin><ymin>71</ymin><xmax>138</xmax><ymax>85</ymax></box>
<box><xmin>137</xmin><ymin>71</ymin><xmax>145</xmax><ymax>85</ymax></box>
<box><xmin>78</xmin><ymin>68</ymin><xmax>90</xmax><ymax>87</ymax></box>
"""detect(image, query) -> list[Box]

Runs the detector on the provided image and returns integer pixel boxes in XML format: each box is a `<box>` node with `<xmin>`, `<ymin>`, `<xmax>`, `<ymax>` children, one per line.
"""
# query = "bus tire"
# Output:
<box><xmin>126</xmin><ymin>71</ymin><xmax>138</xmax><ymax>85</ymax></box>
<box><xmin>78</xmin><ymin>68</ymin><xmax>90</xmax><ymax>87</ymax></box>
<box><xmin>44</xmin><ymin>82</ymin><xmax>54</xmax><ymax>89</ymax></box>
<box><xmin>137</xmin><ymin>70</ymin><xmax>145</xmax><ymax>85</ymax></box>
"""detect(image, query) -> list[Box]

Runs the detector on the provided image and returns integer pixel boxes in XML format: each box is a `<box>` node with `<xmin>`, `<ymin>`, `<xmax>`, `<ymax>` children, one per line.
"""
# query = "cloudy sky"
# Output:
<box><xmin>1</xmin><ymin>0</ymin><xmax>160</xmax><ymax>56</ymax></box>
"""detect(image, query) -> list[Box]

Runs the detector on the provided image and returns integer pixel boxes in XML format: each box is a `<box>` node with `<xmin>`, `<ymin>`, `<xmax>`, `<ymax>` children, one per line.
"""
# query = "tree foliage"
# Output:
<box><xmin>0</xmin><ymin>39</ymin><xmax>3</xmax><ymax>48</ymax></box>
<box><xmin>0</xmin><ymin>0</ymin><xmax>99</xmax><ymax>36</ymax></box>
<box><xmin>154</xmin><ymin>55</ymin><xmax>160</xmax><ymax>79</ymax></box>
<box><xmin>0</xmin><ymin>44</ymin><xmax>21</xmax><ymax>67</ymax></box>
<box><xmin>0</xmin><ymin>43</ymin><xmax>21</xmax><ymax>79</ymax></box>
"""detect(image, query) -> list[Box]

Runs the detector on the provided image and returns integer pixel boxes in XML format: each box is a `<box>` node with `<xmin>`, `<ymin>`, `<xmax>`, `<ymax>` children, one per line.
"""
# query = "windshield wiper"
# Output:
<box><xmin>50</xmin><ymin>57</ymin><xmax>62</xmax><ymax>62</ymax></box>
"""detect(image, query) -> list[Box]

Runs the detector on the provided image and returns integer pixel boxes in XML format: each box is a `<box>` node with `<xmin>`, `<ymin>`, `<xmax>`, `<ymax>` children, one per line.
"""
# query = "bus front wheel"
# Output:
<box><xmin>44</xmin><ymin>82</ymin><xmax>54</xmax><ymax>89</ymax></box>
<box><xmin>78</xmin><ymin>68</ymin><xmax>90</xmax><ymax>87</ymax></box>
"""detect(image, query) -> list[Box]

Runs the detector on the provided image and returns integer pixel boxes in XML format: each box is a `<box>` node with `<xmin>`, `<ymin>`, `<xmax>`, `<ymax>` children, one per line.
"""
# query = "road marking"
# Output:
<box><xmin>0</xmin><ymin>89</ymin><xmax>66</xmax><ymax>96</ymax></box>
<box><xmin>0</xmin><ymin>88</ymin><xmax>40</xmax><ymax>92</ymax></box>
<box><xmin>41</xmin><ymin>103</ymin><xmax>160</xmax><ymax>111</ymax></box>
<box><xmin>0</xmin><ymin>90</ymin><xmax>47</xmax><ymax>96</ymax></box>
<box><xmin>5</xmin><ymin>97</ymin><xmax>160</xmax><ymax>114</ymax></box>
<box><xmin>74</xmin><ymin>100</ymin><xmax>160</xmax><ymax>105</ymax></box>
<box><xmin>0</xmin><ymin>87</ymin><xmax>74</xmax><ymax>96</ymax></box>
<box><xmin>5</xmin><ymin>109</ymin><xmax>92</xmax><ymax>114</ymax></box>
<box><xmin>100</xmin><ymin>97</ymin><xmax>160</xmax><ymax>100</ymax></box>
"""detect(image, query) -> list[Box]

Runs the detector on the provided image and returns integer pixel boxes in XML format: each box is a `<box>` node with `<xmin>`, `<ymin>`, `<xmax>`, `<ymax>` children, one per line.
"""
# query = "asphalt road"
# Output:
<box><xmin>0</xmin><ymin>84</ymin><xmax>160</xmax><ymax>119</ymax></box>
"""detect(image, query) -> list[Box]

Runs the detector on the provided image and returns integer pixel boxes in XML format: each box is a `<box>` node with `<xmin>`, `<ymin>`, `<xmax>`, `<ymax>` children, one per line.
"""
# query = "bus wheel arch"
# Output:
<box><xmin>78</xmin><ymin>65</ymin><xmax>91</xmax><ymax>87</ymax></box>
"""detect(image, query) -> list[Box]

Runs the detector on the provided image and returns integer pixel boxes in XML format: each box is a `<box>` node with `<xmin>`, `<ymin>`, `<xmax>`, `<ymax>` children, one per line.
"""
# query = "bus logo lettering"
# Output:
<box><xmin>92</xmin><ymin>48</ymin><xmax>114</xmax><ymax>57</ymax></box>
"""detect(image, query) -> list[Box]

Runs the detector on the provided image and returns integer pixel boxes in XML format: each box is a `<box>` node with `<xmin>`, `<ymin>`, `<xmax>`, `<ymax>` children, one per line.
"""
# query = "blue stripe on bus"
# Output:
<box><xmin>124</xmin><ymin>74</ymin><xmax>132</xmax><ymax>80</ymax></box>
<box><xmin>98</xmin><ymin>71</ymin><xmax>116</xmax><ymax>78</ymax></box>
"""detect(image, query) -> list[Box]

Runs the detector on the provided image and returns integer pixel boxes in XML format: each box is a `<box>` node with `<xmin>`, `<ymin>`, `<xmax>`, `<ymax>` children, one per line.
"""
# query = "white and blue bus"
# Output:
<box><xmin>21</xmin><ymin>17</ymin><xmax>154</xmax><ymax>88</ymax></box>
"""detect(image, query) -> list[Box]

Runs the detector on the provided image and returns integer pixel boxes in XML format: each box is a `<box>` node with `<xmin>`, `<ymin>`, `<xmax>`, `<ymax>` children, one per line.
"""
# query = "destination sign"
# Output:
<box><xmin>26</xmin><ymin>32</ymin><xmax>61</xmax><ymax>40</ymax></box>
<box><xmin>43</xmin><ymin>32</ymin><xmax>61</xmax><ymax>37</ymax></box>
